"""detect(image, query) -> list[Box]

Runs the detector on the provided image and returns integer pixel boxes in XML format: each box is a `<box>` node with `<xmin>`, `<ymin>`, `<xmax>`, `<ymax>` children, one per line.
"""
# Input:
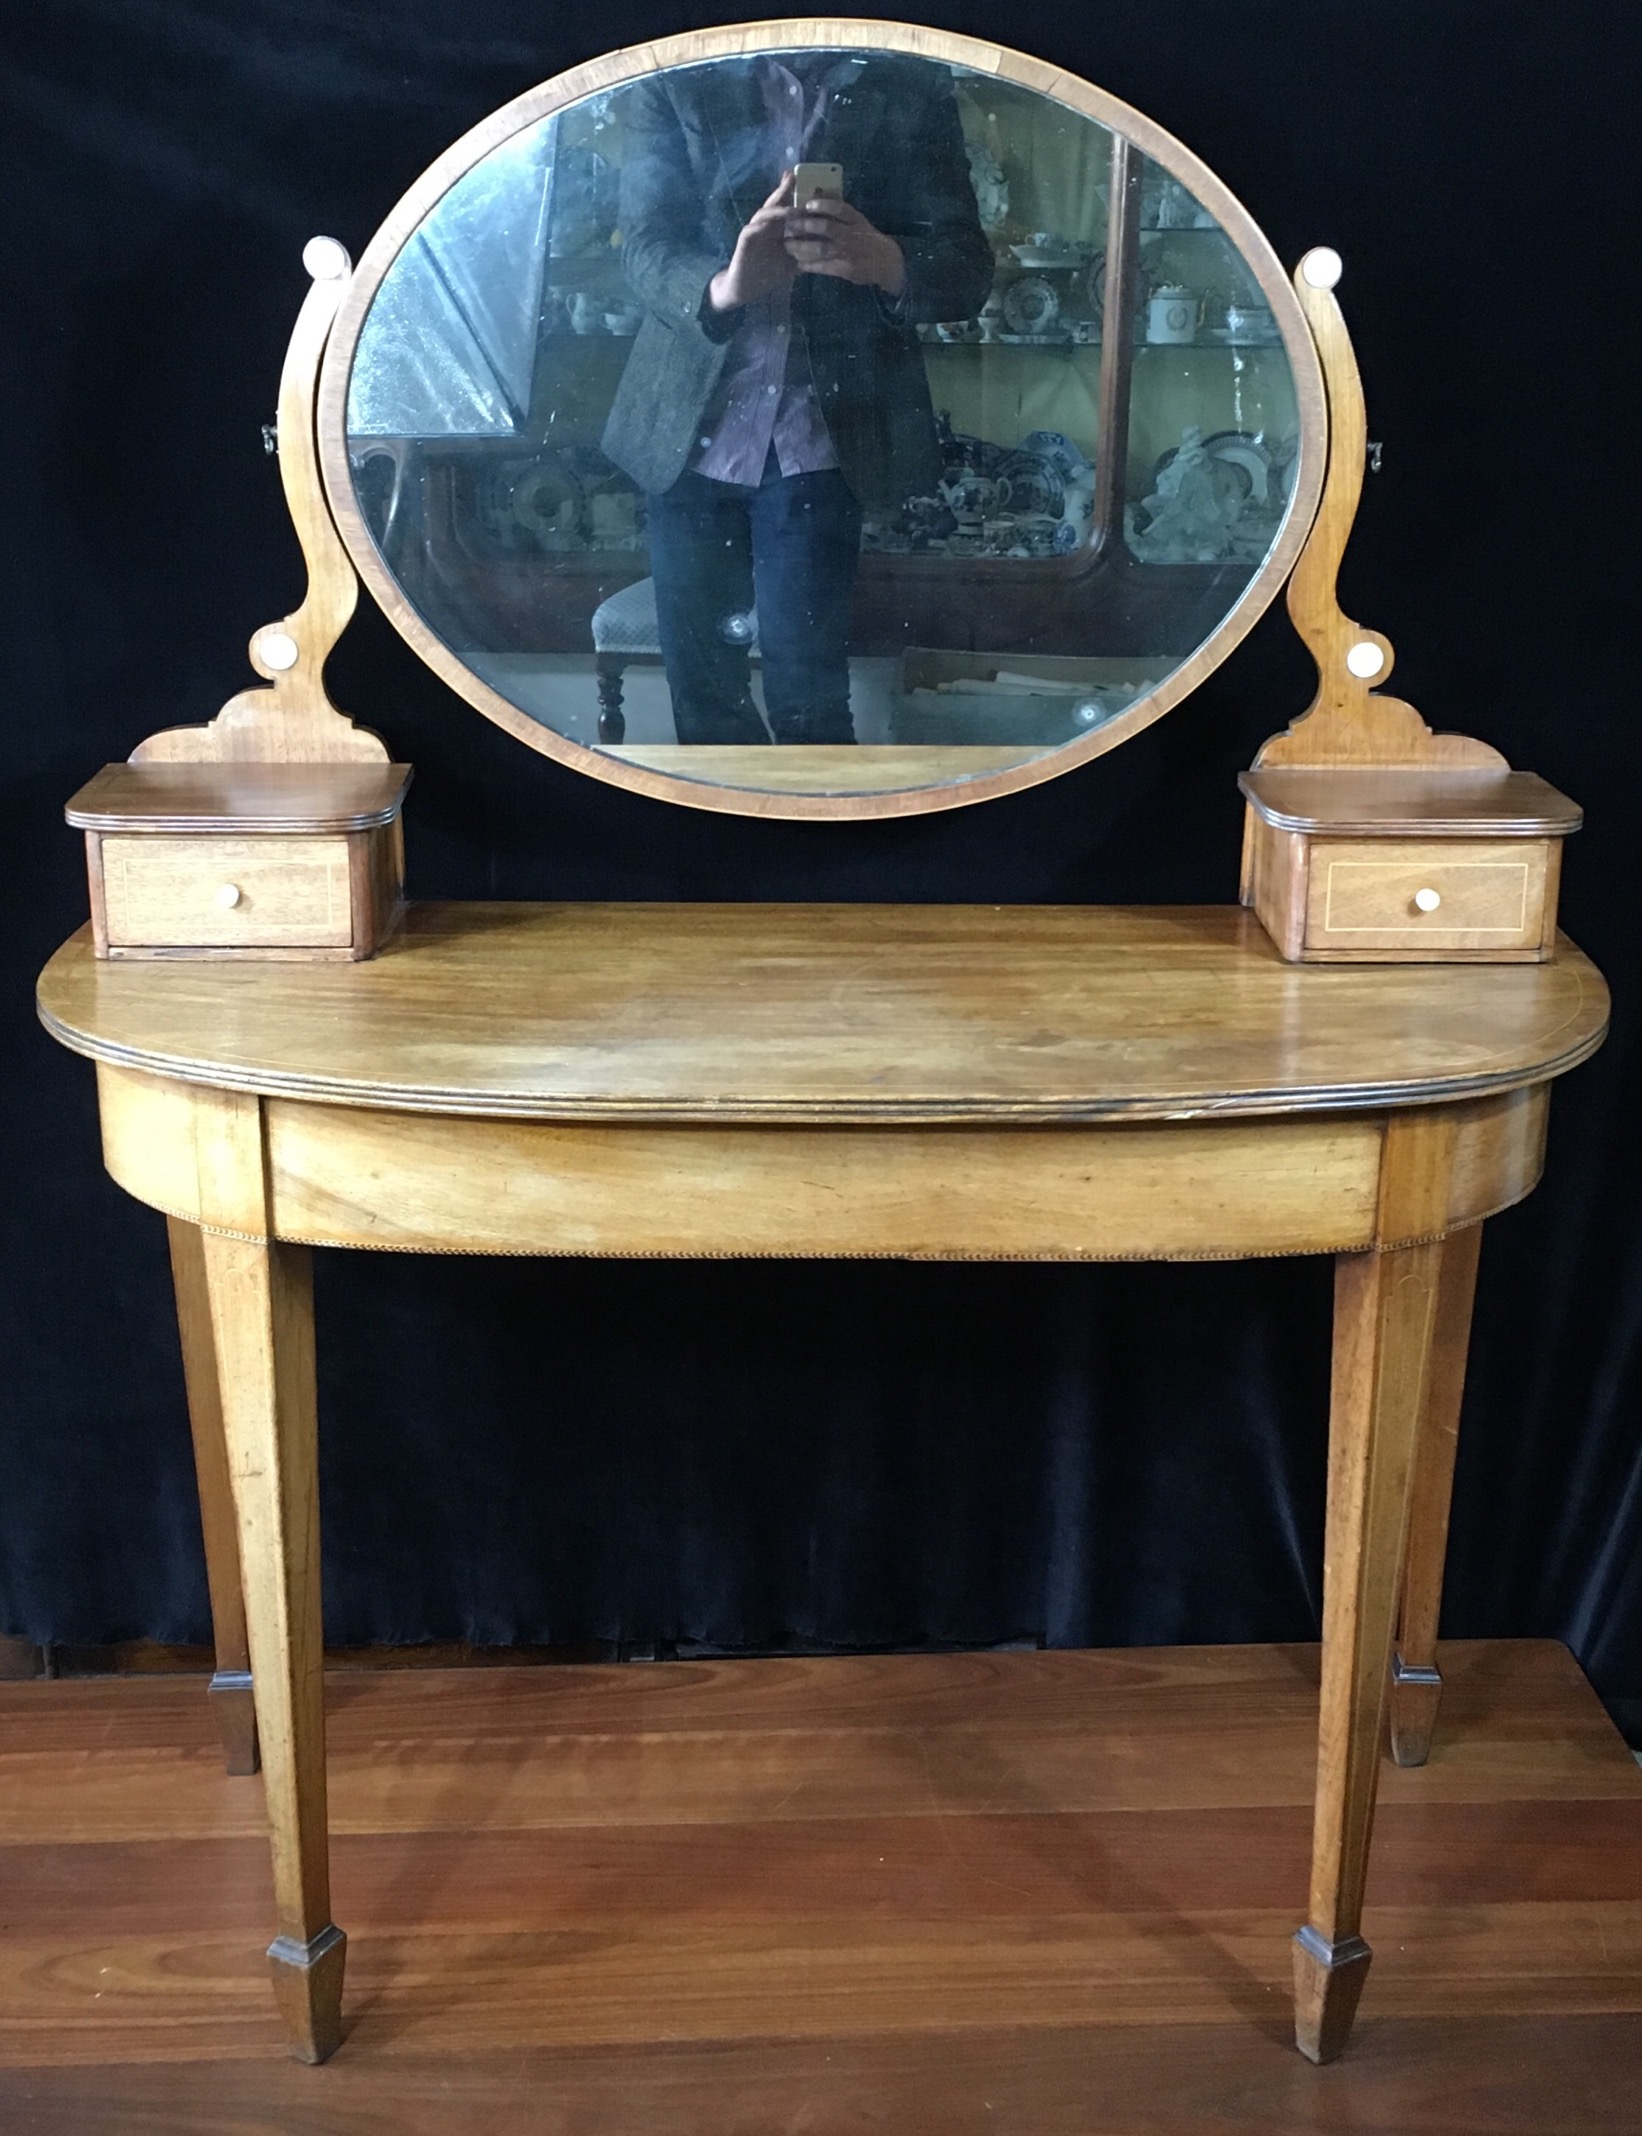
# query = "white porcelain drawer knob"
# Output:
<box><xmin>216</xmin><ymin>882</ymin><xmax>243</xmax><ymax>909</ymax></box>
<box><xmin>1413</xmin><ymin>886</ymin><xmax>1442</xmax><ymax>913</ymax></box>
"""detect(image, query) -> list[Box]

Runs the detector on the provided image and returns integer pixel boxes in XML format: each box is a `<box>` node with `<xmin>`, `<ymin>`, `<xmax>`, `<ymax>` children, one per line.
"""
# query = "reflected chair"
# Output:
<box><xmin>590</xmin><ymin>577</ymin><xmax>761</xmax><ymax>744</ymax></box>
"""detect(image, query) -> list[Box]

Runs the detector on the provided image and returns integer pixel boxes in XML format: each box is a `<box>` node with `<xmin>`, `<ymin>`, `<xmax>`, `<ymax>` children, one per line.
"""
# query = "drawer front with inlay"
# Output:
<box><xmin>101</xmin><ymin>835</ymin><xmax>354</xmax><ymax>948</ymax></box>
<box><xmin>1304</xmin><ymin>839</ymin><xmax>1550</xmax><ymax>957</ymax></box>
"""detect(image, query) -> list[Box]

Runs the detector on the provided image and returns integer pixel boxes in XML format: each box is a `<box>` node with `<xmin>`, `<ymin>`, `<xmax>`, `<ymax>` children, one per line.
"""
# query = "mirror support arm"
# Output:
<box><xmin>1252</xmin><ymin>254</ymin><xmax>1503</xmax><ymax>774</ymax></box>
<box><xmin>129</xmin><ymin>241</ymin><xmax>389</xmax><ymax>768</ymax></box>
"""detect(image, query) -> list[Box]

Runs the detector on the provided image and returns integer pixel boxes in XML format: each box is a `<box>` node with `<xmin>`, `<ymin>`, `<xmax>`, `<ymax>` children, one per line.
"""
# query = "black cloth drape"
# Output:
<box><xmin>3</xmin><ymin>1</ymin><xmax>1638</xmax><ymax>1738</ymax></box>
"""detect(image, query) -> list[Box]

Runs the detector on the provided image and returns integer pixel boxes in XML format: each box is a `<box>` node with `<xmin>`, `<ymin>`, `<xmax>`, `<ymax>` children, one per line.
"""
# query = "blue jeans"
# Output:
<box><xmin>646</xmin><ymin>455</ymin><xmax>862</xmax><ymax>744</ymax></box>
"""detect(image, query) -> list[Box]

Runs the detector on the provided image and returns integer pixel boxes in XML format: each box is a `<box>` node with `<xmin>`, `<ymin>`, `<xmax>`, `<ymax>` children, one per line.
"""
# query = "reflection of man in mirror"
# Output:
<box><xmin>602</xmin><ymin>56</ymin><xmax>991</xmax><ymax>743</ymax></box>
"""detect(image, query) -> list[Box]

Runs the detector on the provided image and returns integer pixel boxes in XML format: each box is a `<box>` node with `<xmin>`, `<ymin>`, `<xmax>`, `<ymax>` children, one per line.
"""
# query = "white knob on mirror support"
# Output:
<box><xmin>216</xmin><ymin>883</ymin><xmax>243</xmax><ymax>909</ymax></box>
<box><xmin>1345</xmin><ymin>639</ymin><xmax>1385</xmax><ymax>679</ymax></box>
<box><xmin>1300</xmin><ymin>245</ymin><xmax>1343</xmax><ymax>289</ymax></box>
<box><xmin>1413</xmin><ymin>887</ymin><xmax>1441</xmax><ymax>913</ymax></box>
<box><xmin>257</xmin><ymin>629</ymin><xmax>299</xmax><ymax>671</ymax></box>
<box><xmin>302</xmin><ymin>235</ymin><xmax>350</xmax><ymax>282</ymax></box>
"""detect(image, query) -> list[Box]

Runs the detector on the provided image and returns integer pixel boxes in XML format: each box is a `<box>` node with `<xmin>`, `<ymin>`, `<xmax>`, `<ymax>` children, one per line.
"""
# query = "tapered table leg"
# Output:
<box><xmin>1389</xmin><ymin>1221</ymin><xmax>1483</xmax><ymax>1768</ymax></box>
<box><xmin>200</xmin><ymin>1225</ymin><xmax>344</xmax><ymax>2063</ymax></box>
<box><xmin>1295</xmin><ymin>1215</ymin><xmax>1448</xmax><ymax>2063</ymax></box>
<box><xmin>168</xmin><ymin>1215</ymin><xmax>259</xmax><ymax>1775</ymax></box>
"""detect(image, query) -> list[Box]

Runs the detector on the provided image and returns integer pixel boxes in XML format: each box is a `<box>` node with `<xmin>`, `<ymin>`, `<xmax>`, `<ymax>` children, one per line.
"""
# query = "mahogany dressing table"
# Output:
<box><xmin>38</xmin><ymin>21</ymin><xmax>1606</xmax><ymax>2072</ymax></box>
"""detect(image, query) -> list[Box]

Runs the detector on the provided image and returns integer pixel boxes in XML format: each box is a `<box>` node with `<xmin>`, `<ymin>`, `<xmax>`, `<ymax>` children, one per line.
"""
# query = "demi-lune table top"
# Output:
<box><xmin>36</xmin><ymin>903</ymin><xmax>1609</xmax><ymax>1125</ymax></box>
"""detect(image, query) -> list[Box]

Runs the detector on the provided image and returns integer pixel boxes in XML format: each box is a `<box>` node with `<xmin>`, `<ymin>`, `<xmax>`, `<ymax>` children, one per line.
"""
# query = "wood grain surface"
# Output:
<box><xmin>243</xmin><ymin>1087</ymin><xmax>1533</xmax><ymax>1259</ymax></box>
<box><xmin>100</xmin><ymin>835</ymin><xmax>355</xmax><ymax>949</ymax></box>
<box><xmin>37</xmin><ymin>903</ymin><xmax>1609</xmax><ymax>1123</ymax></box>
<box><xmin>166</xmin><ymin>1217</ymin><xmax>260</xmax><ymax>1777</ymax></box>
<box><xmin>0</xmin><ymin>1640</ymin><xmax>1636</xmax><ymax>2128</ymax></box>
<box><xmin>1391</xmin><ymin>1220</ymin><xmax>1483</xmax><ymax>1768</ymax></box>
<box><xmin>1305</xmin><ymin>841</ymin><xmax>1548</xmax><ymax>955</ymax></box>
<box><xmin>1240</xmin><ymin>768</ymin><xmax>1582</xmax><ymax>837</ymax></box>
<box><xmin>601</xmin><ymin>743</ymin><xmax>1048</xmax><ymax>794</ymax></box>
<box><xmin>3</xmin><ymin>2017</ymin><xmax>1637</xmax><ymax>2133</ymax></box>
<box><xmin>66</xmin><ymin>763</ymin><xmax>413</xmax><ymax>833</ymax></box>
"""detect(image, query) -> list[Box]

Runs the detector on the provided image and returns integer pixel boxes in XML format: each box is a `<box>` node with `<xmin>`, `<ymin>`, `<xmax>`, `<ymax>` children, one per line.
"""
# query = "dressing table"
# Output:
<box><xmin>37</xmin><ymin>20</ymin><xmax>1606</xmax><ymax>2074</ymax></box>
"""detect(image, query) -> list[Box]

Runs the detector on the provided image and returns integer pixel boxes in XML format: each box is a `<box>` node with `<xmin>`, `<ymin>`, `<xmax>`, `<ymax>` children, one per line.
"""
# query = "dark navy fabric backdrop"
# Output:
<box><xmin>3</xmin><ymin>2</ymin><xmax>1638</xmax><ymax>1733</ymax></box>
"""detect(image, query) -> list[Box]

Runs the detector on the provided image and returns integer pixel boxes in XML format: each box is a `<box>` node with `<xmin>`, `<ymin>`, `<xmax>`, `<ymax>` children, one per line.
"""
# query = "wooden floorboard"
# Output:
<box><xmin>0</xmin><ymin>1640</ymin><xmax>1637</xmax><ymax>2130</ymax></box>
<box><xmin>4</xmin><ymin>2019</ymin><xmax>1642</xmax><ymax>2136</ymax></box>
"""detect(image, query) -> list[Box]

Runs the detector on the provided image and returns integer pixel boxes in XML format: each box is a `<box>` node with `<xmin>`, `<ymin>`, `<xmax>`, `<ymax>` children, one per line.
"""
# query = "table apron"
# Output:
<box><xmin>96</xmin><ymin>1066</ymin><xmax>1549</xmax><ymax>1260</ymax></box>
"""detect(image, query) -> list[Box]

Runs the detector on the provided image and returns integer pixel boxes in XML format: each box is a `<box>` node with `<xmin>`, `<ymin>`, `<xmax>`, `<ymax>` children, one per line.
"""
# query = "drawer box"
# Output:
<box><xmin>102</xmin><ymin>835</ymin><xmax>355</xmax><ymax>948</ymax></box>
<box><xmin>1240</xmin><ymin>768</ymin><xmax>1579</xmax><ymax>964</ymax></box>
<box><xmin>68</xmin><ymin>762</ymin><xmax>411</xmax><ymax>961</ymax></box>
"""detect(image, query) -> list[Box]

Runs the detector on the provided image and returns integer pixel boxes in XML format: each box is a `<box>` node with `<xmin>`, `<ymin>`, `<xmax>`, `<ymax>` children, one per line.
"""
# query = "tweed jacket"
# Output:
<box><xmin>600</xmin><ymin>56</ymin><xmax>993</xmax><ymax>510</ymax></box>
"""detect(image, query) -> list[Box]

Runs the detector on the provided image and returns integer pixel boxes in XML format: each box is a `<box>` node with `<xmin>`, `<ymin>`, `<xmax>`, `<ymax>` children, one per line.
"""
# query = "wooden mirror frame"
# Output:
<box><xmin>314</xmin><ymin>19</ymin><xmax>1329</xmax><ymax>821</ymax></box>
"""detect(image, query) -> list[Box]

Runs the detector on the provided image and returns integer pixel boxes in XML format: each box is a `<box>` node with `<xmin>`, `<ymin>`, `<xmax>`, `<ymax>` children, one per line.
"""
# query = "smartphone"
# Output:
<box><xmin>791</xmin><ymin>161</ymin><xmax>844</xmax><ymax>206</ymax></box>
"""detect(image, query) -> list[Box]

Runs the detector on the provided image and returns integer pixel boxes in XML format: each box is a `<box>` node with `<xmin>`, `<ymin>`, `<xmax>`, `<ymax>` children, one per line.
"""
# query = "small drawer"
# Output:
<box><xmin>1305</xmin><ymin>839</ymin><xmax>1550</xmax><ymax>956</ymax></box>
<box><xmin>101</xmin><ymin>835</ymin><xmax>354</xmax><ymax>948</ymax></box>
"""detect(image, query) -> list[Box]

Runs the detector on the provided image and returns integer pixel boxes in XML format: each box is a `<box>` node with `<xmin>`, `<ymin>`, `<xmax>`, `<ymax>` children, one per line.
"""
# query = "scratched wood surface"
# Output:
<box><xmin>37</xmin><ymin>903</ymin><xmax>1609</xmax><ymax>1122</ymax></box>
<box><xmin>0</xmin><ymin>1639</ymin><xmax>1637</xmax><ymax>2128</ymax></box>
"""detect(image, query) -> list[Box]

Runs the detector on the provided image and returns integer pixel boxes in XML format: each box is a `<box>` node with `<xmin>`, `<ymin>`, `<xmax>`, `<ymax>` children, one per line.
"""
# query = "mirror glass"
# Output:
<box><xmin>338</xmin><ymin>44</ymin><xmax>1310</xmax><ymax>810</ymax></box>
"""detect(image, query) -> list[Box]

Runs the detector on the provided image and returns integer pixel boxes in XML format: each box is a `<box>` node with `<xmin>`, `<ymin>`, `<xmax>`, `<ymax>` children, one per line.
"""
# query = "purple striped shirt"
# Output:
<box><xmin>691</xmin><ymin>59</ymin><xmax>840</xmax><ymax>485</ymax></box>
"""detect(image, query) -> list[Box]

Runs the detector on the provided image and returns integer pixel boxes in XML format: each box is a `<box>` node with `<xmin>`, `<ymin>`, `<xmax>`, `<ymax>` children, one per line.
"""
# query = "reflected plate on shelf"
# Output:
<box><xmin>1017</xmin><ymin>429</ymin><xmax>1091</xmax><ymax>482</ymax></box>
<box><xmin>1001</xmin><ymin>275</ymin><xmax>1060</xmax><ymax>335</ymax></box>
<box><xmin>505</xmin><ymin>455</ymin><xmax>583</xmax><ymax>544</ymax></box>
<box><xmin>1151</xmin><ymin>429</ymin><xmax>1273</xmax><ymax>506</ymax></box>
<box><xmin>1016</xmin><ymin>427</ymin><xmax>1084</xmax><ymax>474</ymax></box>
<box><xmin>997</xmin><ymin>450</ymin><xmax>1065</xmax><ymax>519</ymax></box>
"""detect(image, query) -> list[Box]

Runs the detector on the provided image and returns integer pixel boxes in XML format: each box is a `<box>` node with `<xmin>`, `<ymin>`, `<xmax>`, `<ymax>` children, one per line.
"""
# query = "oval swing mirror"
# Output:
<box><xmin>318</xmin><ymin>22</ymin><xmax>1326</xmax><ymax>819</ymax></box>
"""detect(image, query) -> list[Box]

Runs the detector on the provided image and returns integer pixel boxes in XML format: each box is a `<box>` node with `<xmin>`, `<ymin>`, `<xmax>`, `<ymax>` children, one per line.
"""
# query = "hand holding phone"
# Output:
<box><xmin>785</xmin><ymin>169</ymin><xmax>906</xmax><ymax>297</ymax></box>
<box><xmin>706</xmin><ymin>171</ymin><xmax>799</xmax><ymax>312</ymax></box>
